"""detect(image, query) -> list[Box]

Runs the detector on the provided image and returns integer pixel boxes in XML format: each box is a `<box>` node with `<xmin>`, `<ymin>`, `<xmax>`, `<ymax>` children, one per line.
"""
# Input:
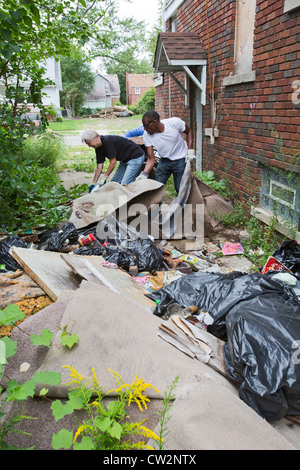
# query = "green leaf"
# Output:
<box><xmin>60</xmin><ymin>331</ymin><xmax>79</xmax><ymax>349</ymax></box>
<box><xmin>67</xmin><ymin>391</ymin><xmax>86</xmax><ymax>410</ymax></box>
<box><xmin>108</xmin><ymin>421</ymin><xmax>122</xmax><ymax>440</ymax></box>
<box><xmin>52</xmin><ymin>429</ymin><xmax>73</xmax><ymax>450</ymax></box>
<box><xmin>23</xmin><ymin>15</ymin><xmax>32</xmax><ymax>28</ymax></box>
<box><xmin>0</xmin><ymin>28</ymin><xmax>12</xmax><ymax>41</ymax></box>
<box><xmin>0</xmin><ymin>336</ymin><xmax>17</xmax><ymax>363</ymax></box>
<box><xmin>51</xmin><ymin>399</ymin><xmax>74</xmax><ymax>421</ymax></box>
<box><xmin>0</xmin><ymin>304</ymin><xmax>25</xmax><ymax>327</ymax></box>
<box><xmin>33</xmin><ymin>371</ymin><xmax>61</xmax><ymax>386</ymax></box>
<box><xmin>95</xmin><ymin>416</ymin><xmax>111</xmax><ymax>432</ymax></box>
<box><xmin>6</xmin><ymin>379</ymin><xmax>35</xmax><ymax>401</ymax></box>
<box><xmin>74</xmin><ymin>436</ymin><xmax>95</xmax><ymax>450</ymax></box>
<box><xmin>30</xmin><ymin>329</ymin><xmax>54</xmax><ymax>347</ymax></box>
<box><xmin>0</xmin><ymin>340</ymin><xmax>7</xmax><ymax>365</ymax></box>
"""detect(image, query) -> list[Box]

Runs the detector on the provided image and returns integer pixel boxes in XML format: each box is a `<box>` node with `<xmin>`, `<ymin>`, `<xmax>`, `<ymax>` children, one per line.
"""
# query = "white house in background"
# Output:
<box><xmin>20</xmin><ymin>57</ymin><xmax>62</xmax><ymax>110</ymax></box>
<box><xmin>41</xmin><ymin>58</ymin><xmax>63</xmax><ymax>109</ymax></box>
<box><xmin>84</xmin><ymin>73</ymin><xmax>120</xmax><ymax>110</ymax></box>
<box><xmin>0</xmin><ymin>58</ymin><xmax>62</xmax><ymax>110</ymax></box>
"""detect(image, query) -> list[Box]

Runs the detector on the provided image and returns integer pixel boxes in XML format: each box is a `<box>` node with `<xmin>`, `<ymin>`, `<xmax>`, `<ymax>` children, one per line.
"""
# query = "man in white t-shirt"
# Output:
<box><xmin>138</xmin><ymin>111</ymin><xmax>194</xmax><ymax>193</ymax></box>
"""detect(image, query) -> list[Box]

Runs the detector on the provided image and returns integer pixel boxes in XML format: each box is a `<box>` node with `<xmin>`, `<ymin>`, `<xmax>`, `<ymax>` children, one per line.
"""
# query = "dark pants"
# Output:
<box><xmin>155</xmin><ymin>157</ymin><xmax>186</xmax><ymax>194</ymax></box>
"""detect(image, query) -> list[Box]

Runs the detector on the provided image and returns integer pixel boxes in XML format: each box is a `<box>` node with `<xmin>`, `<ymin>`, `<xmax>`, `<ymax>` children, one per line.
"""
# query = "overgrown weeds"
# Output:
<box><xmin>0</xmin><ymin>304</ymin><xmax>176</xmax><ymax>450</ymax></box>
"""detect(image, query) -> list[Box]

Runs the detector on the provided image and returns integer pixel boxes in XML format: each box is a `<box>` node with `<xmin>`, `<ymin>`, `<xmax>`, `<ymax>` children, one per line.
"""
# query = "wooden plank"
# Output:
<box><xmin>10</xmin><ymin>247</ymin><xmax>81</xmax><ymax>301</ymax></box>
<box><xmin>10</xmin><ymin>247</ymin><xmax>155</xmax><ymax>312</ymax></box>
<box><xmin>60</xmin><ymin>254</ymin><xmax>155</xmax><ymax>312</ymax></box>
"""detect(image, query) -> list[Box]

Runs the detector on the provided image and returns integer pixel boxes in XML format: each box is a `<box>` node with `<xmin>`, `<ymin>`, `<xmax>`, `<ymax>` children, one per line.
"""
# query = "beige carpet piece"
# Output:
<box><xmin>34</xmin><ymin>281</ymin><xmax>233</xmax><ymax>398</ymax></box>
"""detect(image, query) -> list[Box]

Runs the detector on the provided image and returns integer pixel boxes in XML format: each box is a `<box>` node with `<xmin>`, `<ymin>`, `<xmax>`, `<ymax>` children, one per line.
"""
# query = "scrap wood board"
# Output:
<box><xmin>10</xmin><ymin>247</ymin><xmax>81</xmax><ymax>301</ymax></box>
<box><xmin>10</xmin><ymin>247</ymin><xmax>155</xmax><ymax>312</ymax></box>
<box><xmin>60</xmin><ymin>254</ymin><xmax>155</xmax><ymax>312</ymax></box>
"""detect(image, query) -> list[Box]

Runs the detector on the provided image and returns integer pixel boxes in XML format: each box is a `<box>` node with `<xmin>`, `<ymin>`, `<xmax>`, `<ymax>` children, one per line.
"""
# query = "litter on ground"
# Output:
<box><xmin>0</xmin><ymin>177</ymin><xmax>300</xmax><ymax>450</ymax></box>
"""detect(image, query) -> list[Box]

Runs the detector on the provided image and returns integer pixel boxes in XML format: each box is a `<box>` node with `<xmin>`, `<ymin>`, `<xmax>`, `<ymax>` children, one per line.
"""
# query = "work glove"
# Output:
<box><xmin>89</xmin><ymin>183</ymin><xmax>99</xmax><ymax>193</ymax></box>
<box><xmin>136</xmin><ymin>171</ymin><xmax>149</xmax><ymax>181</ymax></box>
<box><xmin>186</xmin><ymin>149</ymin><xmax>196</xmax><ymax>161</ymax></box>
<box><xmin>99</xmin><ymin>174</ymin><xmax>107</xmax><ymax>186</ymax></box>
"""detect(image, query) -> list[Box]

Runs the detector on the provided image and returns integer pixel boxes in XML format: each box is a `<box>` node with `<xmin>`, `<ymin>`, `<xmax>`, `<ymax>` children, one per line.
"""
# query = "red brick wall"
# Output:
<box><xmin>156</xmin><ymin>0</ymin><xmax>300</xmax><ymax>207</ymax></box>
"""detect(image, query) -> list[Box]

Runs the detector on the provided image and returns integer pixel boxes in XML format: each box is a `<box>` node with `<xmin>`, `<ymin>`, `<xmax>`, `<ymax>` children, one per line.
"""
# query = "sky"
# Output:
<box><xmin>117</xmin><ymin>0</ymin><xmax>161</xmax><ymax>31</ymax></box>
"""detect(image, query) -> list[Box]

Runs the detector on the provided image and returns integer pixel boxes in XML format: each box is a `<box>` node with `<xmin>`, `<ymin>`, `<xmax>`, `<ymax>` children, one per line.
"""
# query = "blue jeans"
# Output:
<box><xmin>155</xmin><ymin>157</ymin><xmax>186</xmax><ymax>193</ymax></box>
<box><xmin>111</xmin><ymin>154</ymin><xmax>145</xmax><ymax>185</ymax></box>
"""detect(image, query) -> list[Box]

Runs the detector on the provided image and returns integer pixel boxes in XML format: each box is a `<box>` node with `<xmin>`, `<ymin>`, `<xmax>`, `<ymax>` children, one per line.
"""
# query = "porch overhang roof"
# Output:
<box><xmin>153</xmin><ymin>32</ymin><xmax>207</xmax><ymax>105</ymax></box>
<box><xmin>154</xmin><ymin>32</ymin><xmax>207</xmax><ymax>72</ymax></box>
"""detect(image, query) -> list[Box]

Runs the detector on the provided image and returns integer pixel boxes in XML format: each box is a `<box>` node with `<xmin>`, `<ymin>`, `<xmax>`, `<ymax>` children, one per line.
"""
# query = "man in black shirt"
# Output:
<box><xmin>81</xmin><ymin>129</ymin><xmax>145</xmax><ymax>192</ymax></box>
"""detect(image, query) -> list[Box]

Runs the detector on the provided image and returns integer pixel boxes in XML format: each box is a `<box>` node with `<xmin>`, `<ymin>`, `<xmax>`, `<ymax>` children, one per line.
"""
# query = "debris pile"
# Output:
<box><xmin>1</xmin><ymin>176</ymin><xmax>300</xmax><ymax>451</ymax></box>
<box><xmin>81</xmin><ymin>106</ymin><xmax>135</xmax><ymax>119</ymax></box>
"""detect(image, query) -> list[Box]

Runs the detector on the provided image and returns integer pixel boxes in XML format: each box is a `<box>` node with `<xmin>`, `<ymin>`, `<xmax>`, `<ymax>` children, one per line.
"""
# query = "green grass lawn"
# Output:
<box><xmin>49</xmin><ymin>115</ymin><xmax>144</xmax><ymax>133</ymax></box>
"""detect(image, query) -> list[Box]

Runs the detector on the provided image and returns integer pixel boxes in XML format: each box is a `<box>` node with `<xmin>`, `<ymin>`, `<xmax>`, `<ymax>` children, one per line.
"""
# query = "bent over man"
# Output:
<box><xmin>82</xmin><ymin>129</ymin><xmax>145</xmax><ymax>192</ymax></box>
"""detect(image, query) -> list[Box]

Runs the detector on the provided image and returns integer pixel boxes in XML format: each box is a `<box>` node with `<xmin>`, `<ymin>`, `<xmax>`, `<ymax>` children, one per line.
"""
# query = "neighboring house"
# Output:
<box><xmin>84</xmin><ymin>73</ymin><xmax>120</xmax><ymax>110</ymax></box>
<box><xmin>153</xmin><ymin>0</ymin><xmax>300</xmax><ymax>240</ymax></box>
<box><xmin>23</xmin><ymin>58</ymin><xmax>62</xmax><ymax>110</ymax></box>
<box><xmin>126</xmin><ymin>72</ymin><xmax>154</xmax><ymax>106</ymax></box>
<box><xmin>1</xmin><ymin>58</ymin><xmax>62</xmax><ymax>110</ymax></box>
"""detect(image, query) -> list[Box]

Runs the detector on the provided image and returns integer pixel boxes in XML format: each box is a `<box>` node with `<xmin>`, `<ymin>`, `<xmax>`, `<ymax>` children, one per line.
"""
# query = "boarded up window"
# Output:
<box><xmin>234</xmin><ymin>0</ymin><xmax>256</xmax><ymax>75</ymax></box>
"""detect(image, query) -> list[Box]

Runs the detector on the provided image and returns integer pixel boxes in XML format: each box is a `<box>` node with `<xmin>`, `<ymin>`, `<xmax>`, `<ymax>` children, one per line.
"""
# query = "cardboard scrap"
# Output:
<box><xmin>158</xmin><ymin>315</ymin><xmax>226</xmax><ymax>376</ymax></box>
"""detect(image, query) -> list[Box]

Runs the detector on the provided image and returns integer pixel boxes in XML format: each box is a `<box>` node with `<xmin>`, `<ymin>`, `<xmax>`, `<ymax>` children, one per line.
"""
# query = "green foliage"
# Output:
<box><xmin>20</xmin><ymin>132</ymin><xmax>66</xmax><ymax>168</ymax></box>
<box><xmin>128</xmin><ymin>103</ymin><xmax>142</xmax><ymax>115</ymax></box>
<box><xmin>195</xmin><ymin>170</ymin><xmax>231</xmax><ymax>199</ymax></box>
<box><xmin>60</xmin><ymin>56</ymin><xmax>95</xmax><ymax>118</ymax></box>
<box><xmin>137</xmin><ymin>87</ymin><xmax>155</xmax><ymax>114</ymax></box>
<box><xmin>0</xmin><ymin>152</ymin><xmax>87</xmax><ymax>233</ymax></box>
<box><xmin>0</xmin><ymin>302</ymin><xmax>80</xmax><ymax>449</ymax></box>
<box><xmin>0</xmin><ymin>103</ymin><xmax>33</xmax><ymax>160</ymax></box>
<box><xmin>60</xmin><ymin>331</ymin><xmax>79</xmax><ymax>349</ymax></box>
<box><xmin>218</xmin><ymin>202</ymin><xmax>248</xmax><ymax>228</ymax></box>
<box><xmin>51</xmin><ymin>366</ymin><xmax>164</xmax><ymax>451</ymax></box>
<box><xmin>242</xmin><ymin>213</ymin><xmax>280</xmax><ymax>269</ymax></box>
<box><xmin>154</xmin><ymin>375</ymin><xmax>179</xmax><ymax>450</ymax></box>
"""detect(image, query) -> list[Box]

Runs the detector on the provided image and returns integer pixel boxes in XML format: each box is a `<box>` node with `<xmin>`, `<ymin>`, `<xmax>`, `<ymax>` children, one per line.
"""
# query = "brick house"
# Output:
<box><xmin>154</xmin><ymin>0</ymin><xmax>300</xmax><ymax>240</ymax></box>
<box><xmin>126</xmin><ymin>72</ymin><xmax>154</xmax><ymax>106</ymax></box>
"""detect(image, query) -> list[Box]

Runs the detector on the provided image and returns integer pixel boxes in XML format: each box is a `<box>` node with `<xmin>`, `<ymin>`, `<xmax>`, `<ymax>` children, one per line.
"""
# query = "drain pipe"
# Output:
<box><xmin>205</xmin><ymin>0</ymin><xmax>215</xmax><ymax>144</ymax></box>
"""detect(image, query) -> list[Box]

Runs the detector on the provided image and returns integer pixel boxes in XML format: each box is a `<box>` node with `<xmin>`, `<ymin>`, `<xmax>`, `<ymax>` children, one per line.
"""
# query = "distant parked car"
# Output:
<box><xmin>21</xmin><ymin>112</ymin><xmax>40</xmax><ymax>127</ymax></box>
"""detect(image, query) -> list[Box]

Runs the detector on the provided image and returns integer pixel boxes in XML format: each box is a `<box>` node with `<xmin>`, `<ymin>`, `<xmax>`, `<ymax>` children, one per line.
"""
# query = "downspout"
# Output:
<box><xmin>162</xmin><ymin>0</ymin><xmax>166</xmax><ymax>32</ymax></box>
<box><xmin>205</xmin><ymin>0</ymin><xmax>215</xmax><ymax>144</ymax></box>
<box><xmin>162</xmin><ymin>0</ymin><xmax>171</xmax><ymax>116</ymax></box>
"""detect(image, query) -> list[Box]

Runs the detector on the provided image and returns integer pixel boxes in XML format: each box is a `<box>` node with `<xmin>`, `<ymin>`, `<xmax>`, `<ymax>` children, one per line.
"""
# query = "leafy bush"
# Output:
<box><xmin>20</xmin><ymin>132</ymin><xmax>66</xmax><ymax>168</ymax></box>
<box><xmin>128</xmin><ymin>103</ymin><xmax>141</xmax><ymax>115</ymax></box>
<box><xmin>195</xmin><ymin>170</ymin><xmax>231</xmax><ymax>199</ymax></box>
<box><xmin>137</xmin><ymin>88</ymin><xmax>155</xmax><ymax>115</ymax></box>
<box><xmin>0</xmin><ymin>158</ymin><xmax>87</xmax><ymax>233</ymax></box>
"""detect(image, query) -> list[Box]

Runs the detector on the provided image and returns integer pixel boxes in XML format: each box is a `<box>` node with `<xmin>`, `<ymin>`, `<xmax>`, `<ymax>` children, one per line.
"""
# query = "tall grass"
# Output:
<box><xmin>20</xmin><ymin>133</ymin><xmax>66</xmax><ymax>168</ymax></box>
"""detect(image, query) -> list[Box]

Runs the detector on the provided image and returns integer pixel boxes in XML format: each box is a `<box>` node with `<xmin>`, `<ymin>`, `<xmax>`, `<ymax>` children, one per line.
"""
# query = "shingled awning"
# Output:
<box><xmin>153</xmin><ymin>32</ymin><xmax>207</xmax><ymax>105</ymax></box>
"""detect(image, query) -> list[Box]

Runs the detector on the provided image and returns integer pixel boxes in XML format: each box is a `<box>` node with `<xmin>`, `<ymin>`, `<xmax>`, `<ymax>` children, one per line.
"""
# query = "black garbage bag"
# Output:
<box><xmin>96</xmin><ymin>215</ymin><xmax>164</xmax><ymax>273</ymax></box>
<box><xmin>100</xmin><ymin>237</ymin><xmax>163</xmax><ymax>273</ymax></box>
<box><xmin>271</xmin><ymin>240</ymin><xmax>300</xmax><ymax>278</ymax></box>
<box><xmin>37</xmin><ymin>222</ymin><xmax>78</xmax><ymax>251</ymax></box>
<box><xmin>224</xmin><ymin>293</ymin><xmax>300</xmax><ymax>421</ymax></box>
<box><xmin>148</xmin><ymin>271</ymin><xmax>298</xmax><ymax>340</ymax></box>
<box><xmin>0</xmin><ymin>235</ymin><xmax>27</xmax><ymax>272</ymax></box>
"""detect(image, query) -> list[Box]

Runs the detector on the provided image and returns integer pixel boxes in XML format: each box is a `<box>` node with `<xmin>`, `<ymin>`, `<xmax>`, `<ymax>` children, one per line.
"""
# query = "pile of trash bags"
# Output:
<box><xmin>148</xmin><ymin>241</ymin><xmax>300</xmax><ymax>421</ymax></box>
<box><xmin>0</xmin><ymin>220</ymin><xmax>164</xmax><ymax>275</ymax></box>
